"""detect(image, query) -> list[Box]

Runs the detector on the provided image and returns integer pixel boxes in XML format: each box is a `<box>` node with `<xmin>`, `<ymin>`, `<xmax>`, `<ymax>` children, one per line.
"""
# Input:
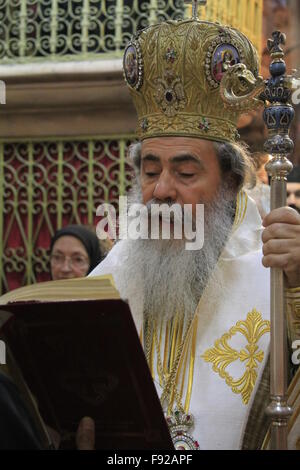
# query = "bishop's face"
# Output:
<box><xmin>140</xmin><ymin>137</ymin><xmax>222</xmax><ymax>216</ymax></box>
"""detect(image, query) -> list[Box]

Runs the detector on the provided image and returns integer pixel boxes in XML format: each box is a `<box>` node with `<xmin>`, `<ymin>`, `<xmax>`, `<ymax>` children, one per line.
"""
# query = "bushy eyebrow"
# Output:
<box><xmin>141</xmin><ymin>153</ymin><xmax>204</xmax><ymax>168</ymax></box>
<box><xmin>141</xmin><ymin>154</ymin><xmax>160</xmax><ymax>163</ymax></box>
<box><xmin>170</xmin><ymin>155</ymin><xmax>204</xmax><ymax>168</ymax></box>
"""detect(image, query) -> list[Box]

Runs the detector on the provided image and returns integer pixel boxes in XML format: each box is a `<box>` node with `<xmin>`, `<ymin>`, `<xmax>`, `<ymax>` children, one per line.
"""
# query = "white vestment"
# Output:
<box><xmin>90</xmin><ymin>192</ymin><xmax>299</xmax><ymax>450</ymax></box>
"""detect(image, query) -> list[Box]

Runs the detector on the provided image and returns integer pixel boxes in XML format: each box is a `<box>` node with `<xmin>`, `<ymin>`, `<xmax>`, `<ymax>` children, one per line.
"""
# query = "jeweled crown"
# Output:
<box><xmin>123</xmin><ymin>18</ymin><xmax>265</xmax><ymax>143</ymax></box>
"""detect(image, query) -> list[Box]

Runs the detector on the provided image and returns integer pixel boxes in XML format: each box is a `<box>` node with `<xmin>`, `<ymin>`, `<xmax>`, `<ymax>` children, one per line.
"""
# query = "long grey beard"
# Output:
<box><xmin>116</xmin><ymin>181</ymin><xmax>236</xmax><ymax>325</ymax></box>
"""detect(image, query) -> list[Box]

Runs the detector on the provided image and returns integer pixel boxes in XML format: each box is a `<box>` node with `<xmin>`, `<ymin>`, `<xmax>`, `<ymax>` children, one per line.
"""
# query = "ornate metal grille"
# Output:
<box><xmin>0</xmin><ymin>0</ymin><xmax>262</xmax><ymax>62</ymax></box>
<box><xmin>0</xmin><ymin>137</ymin><xmax>134</xmax><ymax>293</ymax></box>
<box><xmin>0</xmin><ymin>0</ymin><xmax>186</xmax><ymax>61</ymax></box>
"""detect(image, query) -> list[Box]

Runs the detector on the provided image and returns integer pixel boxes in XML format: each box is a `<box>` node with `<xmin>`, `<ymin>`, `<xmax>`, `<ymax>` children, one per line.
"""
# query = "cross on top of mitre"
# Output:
<box><xmin>184</xmin><ymin>0</ymin><xmax>207</xmax><ymax>20</ymax></box>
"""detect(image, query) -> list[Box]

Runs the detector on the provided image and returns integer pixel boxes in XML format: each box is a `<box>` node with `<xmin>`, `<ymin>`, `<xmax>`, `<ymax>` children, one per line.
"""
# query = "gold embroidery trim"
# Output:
<box><xmin>285</xmin><ymin>287</ymin><xmax>300</xmax><ymax>346</ymax></box>
<box><xmin>201</xmin><ymin>309</ymin><xmax>270</xmax><ymax>405</ymax></box>
<box><xmin>144</xmin><ymin>311</ymin><xmax>199</xmax><ymax>415</ymax></box>
<box><xmin>262</xmin><ymin>290</ymin><xmax>300</xmax><ymax>449</ymax></box>
<box><xmin>286</xmin><ymin>287</ymin><xmax>300</xmax><ymax>294</ymax></box>
<box><xmin>179</xmin><ymin>342</ymin><xmax>189</xmax><ymax>407</ymax></box>
<box><xmin>173</xmin><ymin>314</ymin><xmax>199</xmax><ymax>413</ymax></box>
<box><xmin>163</xmin><ymin>322</ymin><xmax>170</xmax><ymax>375</ymax></box>
<box><xmin>288</xmin><ymin>392</ymin><xmax>300</xmax><ymax>436</ymax></box>
<box><xmin>233</xmin><ymin>190</ymin><xmax>248</xmax><ymax>231</ymax></box>
<box><xmin>185</xmin><ymin>316</ymin><xmax>198</xmax><ymax>412</ymax></box>
<box><xmin>280</xmin><ymin>366</ymin><xmax>300</xmax><ymax>441</ymax></box>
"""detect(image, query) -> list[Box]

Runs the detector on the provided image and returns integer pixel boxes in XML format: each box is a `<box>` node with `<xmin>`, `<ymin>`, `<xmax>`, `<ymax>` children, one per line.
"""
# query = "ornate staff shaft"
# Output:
<box><xmin>262</xmin><ymin>31</ymin><xmax>294</xmax><ymax>450</ymax></box>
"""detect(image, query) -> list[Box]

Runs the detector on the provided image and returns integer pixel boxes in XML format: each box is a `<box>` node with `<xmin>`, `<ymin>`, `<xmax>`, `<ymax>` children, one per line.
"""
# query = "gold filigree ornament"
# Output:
<box><xmin>123</xmin><ymin>17</ymin><xmax>266</xmax><ymax>142</ymax></box>
<box><xmin>202</xmin><ymin>309</ymin><xmax>270</xmax><ymax>405</ymax></box>
<box><xmin>155</xmin><ymin>71</ymin><xmax>187</xmax><ymax>118</ymax></box>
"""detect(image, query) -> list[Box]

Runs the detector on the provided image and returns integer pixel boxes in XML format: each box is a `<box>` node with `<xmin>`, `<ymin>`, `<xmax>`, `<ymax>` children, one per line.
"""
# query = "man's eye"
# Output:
<box><xmin>179</xmin><ymin>173</ymin><xmax>195</xmax><ymax>178</ymax></box>
<box><xmin>145</xmin><ymin>172</ymin><xmax>159</xmax><ymax>177</ymax></box>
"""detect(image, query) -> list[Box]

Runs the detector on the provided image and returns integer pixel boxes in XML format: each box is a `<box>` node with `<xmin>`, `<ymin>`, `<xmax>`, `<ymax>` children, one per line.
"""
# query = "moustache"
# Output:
<box><xmin>144</xmin><ymin>199</ymin><xmax>194</xmax><ymax>225</ymax></box>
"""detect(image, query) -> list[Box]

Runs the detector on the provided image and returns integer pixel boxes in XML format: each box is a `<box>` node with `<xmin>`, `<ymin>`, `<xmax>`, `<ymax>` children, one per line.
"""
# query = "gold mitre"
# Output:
<box><xmin>123</xmin><ymin>16</ymin><xmax>264</xmax><ymax>143</ymax></box>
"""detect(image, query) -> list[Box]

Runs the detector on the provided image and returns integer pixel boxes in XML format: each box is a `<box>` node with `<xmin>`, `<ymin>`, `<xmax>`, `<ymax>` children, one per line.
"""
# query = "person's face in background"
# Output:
<box><xmin>287</xmin><ymin>182</ymin><xmax>300</xmax><ymax>213</ymax></box>
<box><xmin>50</xmin><ymin>236</ymin><xmax>90</xmax><ymax>280</ymax></box>
<box><xmin>254</xmin><ymin>153</ymin><xmax>271</xmax><ymax>186</ymax></box>
<box><xmin>256</xmin><ymin>164</ymin><xmax>269</xmax><ymax>185</ymax></box>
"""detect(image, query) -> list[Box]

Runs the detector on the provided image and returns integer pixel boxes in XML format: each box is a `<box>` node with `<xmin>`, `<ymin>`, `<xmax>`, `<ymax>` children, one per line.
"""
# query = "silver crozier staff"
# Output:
<box><xmin>262</xmin><ymin>31</ymin><xmax>295</xmax><ymax>450</ymax></box>
<box><xmin>218</xmin><ymin>24</ymin><xmax>298</xmax><ymax>450</ymax></box>
<box><xmin>186</xmin><ymin>0</ymin><xmax>296</xmax><ymax>450</ymax></box>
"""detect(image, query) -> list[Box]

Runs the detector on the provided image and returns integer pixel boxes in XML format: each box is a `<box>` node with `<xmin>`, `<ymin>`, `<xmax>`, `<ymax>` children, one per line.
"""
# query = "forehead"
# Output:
<box><xmin>287</xmin><ymin>182</ymin><xmax>300</xmax><ymax>191</ymax></box>
<box><xmin>141</xmin><ymin>137</ymin><xmax>218</xmax><ymax>165</ymax></box>
<box><xmin>52</xmin><ymin>236</ymin><xmax>87</xmax><ymax>254</ymax></box>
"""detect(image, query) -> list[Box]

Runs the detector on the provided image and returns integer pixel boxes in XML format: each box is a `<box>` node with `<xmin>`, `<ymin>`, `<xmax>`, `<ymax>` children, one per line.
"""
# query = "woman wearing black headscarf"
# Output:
<box><xmin>50</xmin><ymin>225</ymin><xmax>103</xmax><ymax>280</ymax></box>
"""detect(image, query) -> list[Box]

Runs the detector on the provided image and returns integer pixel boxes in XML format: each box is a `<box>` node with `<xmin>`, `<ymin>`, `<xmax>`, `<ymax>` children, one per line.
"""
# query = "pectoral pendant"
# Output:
<box><xmin>166</xmin><ymin>410</ymin><xmax>200</xmax><ymax>450</ymax></box>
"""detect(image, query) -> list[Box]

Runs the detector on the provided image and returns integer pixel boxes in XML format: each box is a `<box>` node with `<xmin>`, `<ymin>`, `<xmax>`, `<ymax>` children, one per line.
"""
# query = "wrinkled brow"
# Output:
<box><xmin>170</xmin><ymin>155</ymin><xmax>204</xmax><ymax>168</ymax></box>
<box><xmin>142</xmin><ymin>153</ymin><xmax>204</xmax><ymax>168</ymax></box>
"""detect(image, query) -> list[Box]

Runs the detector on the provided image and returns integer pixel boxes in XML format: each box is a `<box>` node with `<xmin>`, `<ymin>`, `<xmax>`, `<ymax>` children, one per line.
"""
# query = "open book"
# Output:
<box><xmin>0</xmin><ymin>276</ymin><xmax>173</xmax><ymax>450</ymax></box>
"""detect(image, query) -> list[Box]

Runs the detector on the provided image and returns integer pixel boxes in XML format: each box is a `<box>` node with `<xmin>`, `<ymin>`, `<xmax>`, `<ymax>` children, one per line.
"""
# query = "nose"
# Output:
<box><xmin>60</xmin><ymin>258</ymin><xmax>73</xmax><ymax>272</ymax></box>
<box><xmin>287</xmin><ymin>192</ymin><xmax>296</xmax><ymax>206</ymax></box>
<box><xmin>152</xmin><ymin>171</ymin><xmax>177</xmax><ymax>202</ymax></box>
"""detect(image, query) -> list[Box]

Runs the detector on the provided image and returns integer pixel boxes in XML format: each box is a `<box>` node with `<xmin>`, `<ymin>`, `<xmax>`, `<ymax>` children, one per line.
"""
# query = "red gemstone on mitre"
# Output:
<box><xmin>195</xmin><ymin>441</ymin><xmax>200</xmax><ymax>448</ymax></box>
